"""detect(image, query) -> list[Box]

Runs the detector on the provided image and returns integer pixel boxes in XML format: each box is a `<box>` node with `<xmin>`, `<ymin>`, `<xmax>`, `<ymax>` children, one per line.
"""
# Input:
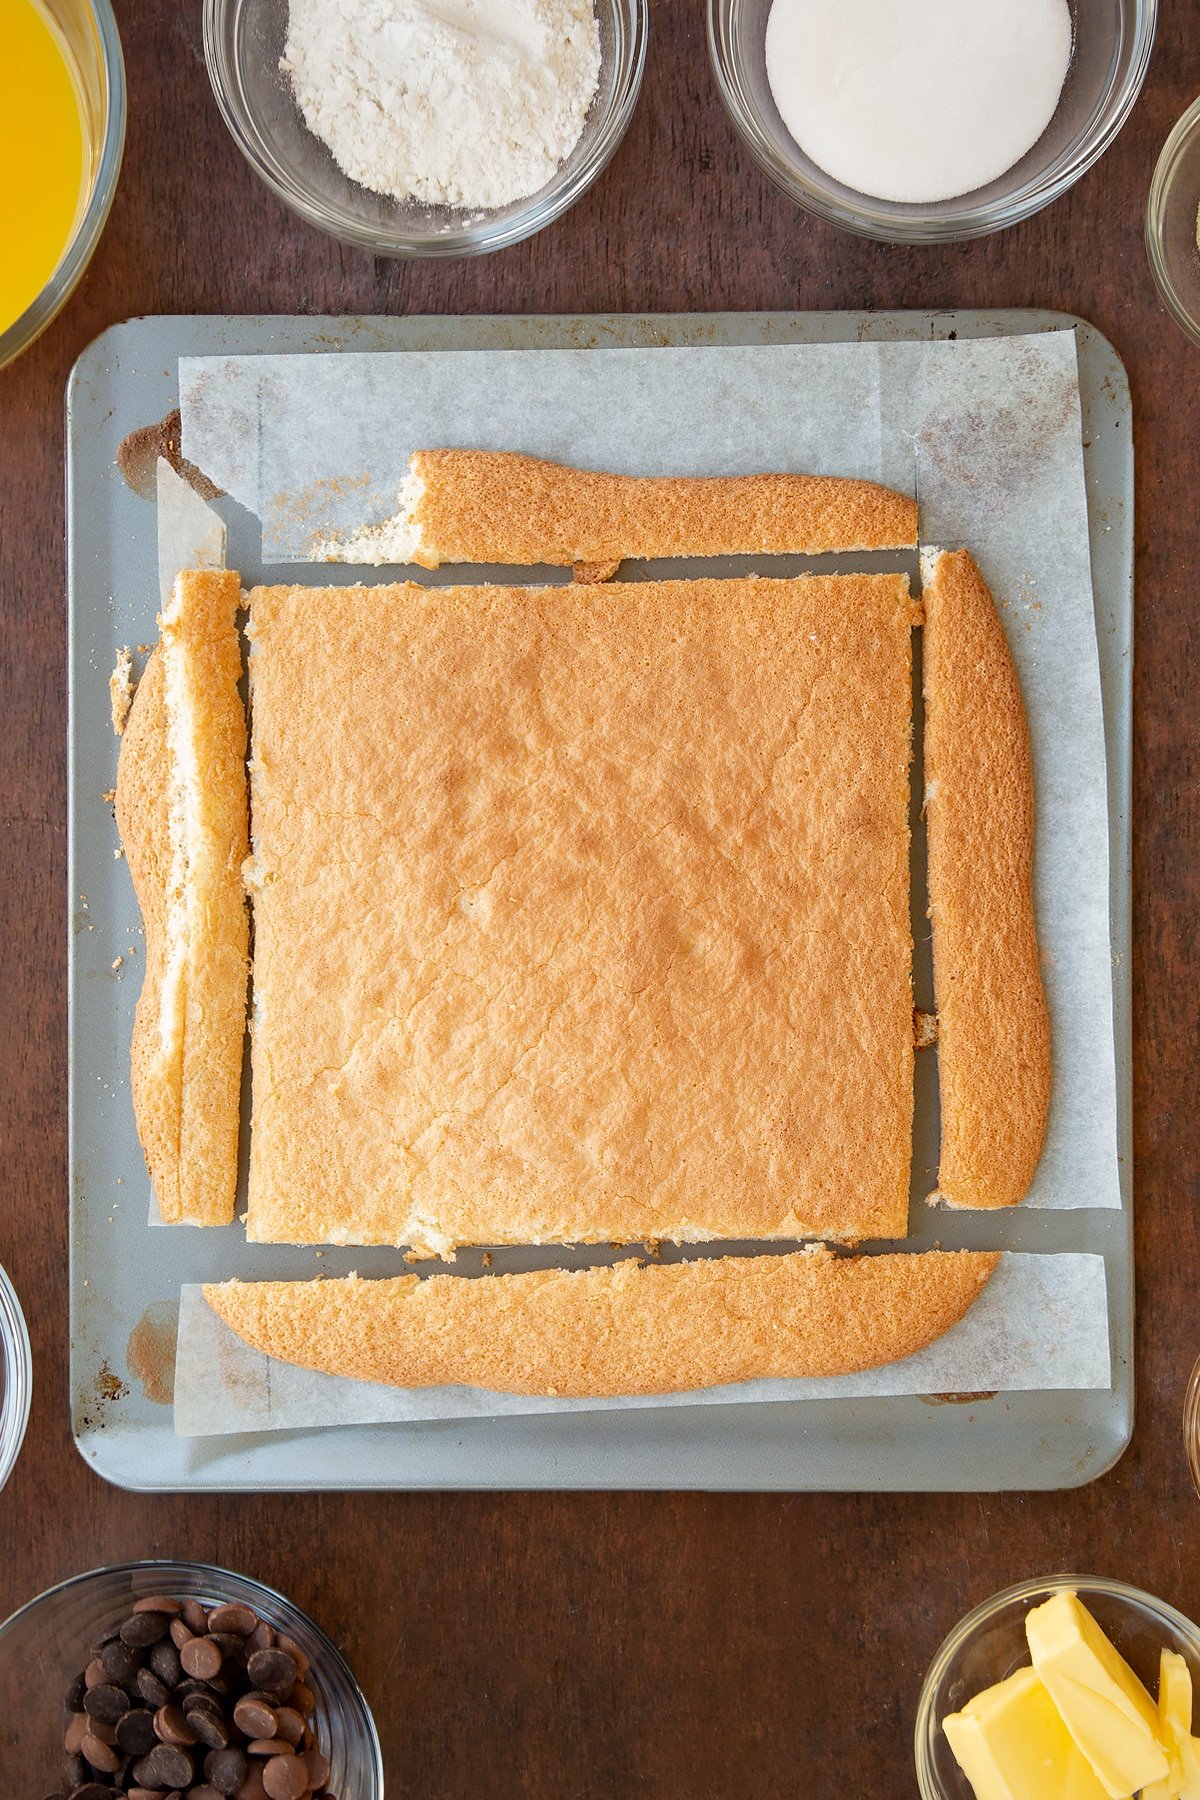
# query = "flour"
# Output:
<box><xmin>282</xmin><ymin>0</ymin><xmax>602</xmax><ymax>211</ymax></box>
<box><xmin>765</xmin><ymin>0</ymin><xmax>1073</xmax><ymax>205</ymax></box>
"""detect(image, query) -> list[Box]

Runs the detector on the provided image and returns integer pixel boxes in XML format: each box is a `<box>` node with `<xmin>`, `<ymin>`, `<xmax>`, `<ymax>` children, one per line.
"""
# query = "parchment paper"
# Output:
<box><xmin>172</xmin><ymin>1252</ymin><xmax>1110</xmax><ymax>1436</ymax></box>
<box><xmin>178</xmin><ymin>334</ymin><xmax>1119</xmax><ymax>1217</ymax></box>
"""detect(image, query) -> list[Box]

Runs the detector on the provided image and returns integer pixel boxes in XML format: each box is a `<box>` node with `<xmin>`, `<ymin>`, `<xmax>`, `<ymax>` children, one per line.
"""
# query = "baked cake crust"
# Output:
<box><xmin>391</xmin><ymin>450</ymin><xmax>918</xmax><ymax>567</ymax></box>
<box><xmin>204</xmin><ymin>1249</ymin><xmax>998</xmax><ymax>1397</ymax></box>
<box><xmin>923</xmin><ymin>549</ymin><xmax>1051</xmax><ymax>1209</ymax></box>
<box><xmin>245</xmin><ymin>574</ymin><xmax>916</xmax><ymax>1253</ymax></box>
<box><xmin>115</xmin><ymin>569</ymin><xmax>249</xmax><ymax>1225</ymax></box>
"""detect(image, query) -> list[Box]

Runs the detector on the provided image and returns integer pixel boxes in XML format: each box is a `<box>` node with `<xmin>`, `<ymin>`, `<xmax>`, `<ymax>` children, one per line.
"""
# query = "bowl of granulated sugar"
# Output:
<box><xmin>204</xmin><ymin>0</ymin><xmax>648</xmax><ymax>257</ymax></box>
<box><xmin>708</xmin><ymin>0</ymin><xmax>1156</xmax><ymax>242</ymax></box>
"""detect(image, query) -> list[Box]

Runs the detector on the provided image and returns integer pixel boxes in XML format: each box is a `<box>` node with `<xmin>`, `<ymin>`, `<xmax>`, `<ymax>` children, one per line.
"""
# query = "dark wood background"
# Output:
<box><xmin>2</xmin><ymin>1</ymin><xmax>1197</xmax><ymax>1792</ymax></box>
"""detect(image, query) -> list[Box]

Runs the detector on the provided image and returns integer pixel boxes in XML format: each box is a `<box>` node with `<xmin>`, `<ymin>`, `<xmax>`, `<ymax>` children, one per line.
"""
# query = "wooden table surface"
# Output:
<box><xmin>2</xmin><ymin>2</ymin><xmax>1198</xmax><ymax>1793</ymax></box>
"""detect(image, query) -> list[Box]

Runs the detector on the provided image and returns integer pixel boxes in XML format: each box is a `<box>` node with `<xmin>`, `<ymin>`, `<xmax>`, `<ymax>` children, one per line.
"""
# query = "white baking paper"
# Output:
<box><xmin>172</xmin><ymin>1253</ymin><xmax>1110</xmax><ymax>1437</ymax></box>
<box><xmin>156</xmin><ymin>456</ymin><xmax>226</xmax><ymax>608</ymax></box>
<box><xmin>178</xmin><ymin>335</ymin><xmax>1119</xmax><ymax>1216</ymax></box>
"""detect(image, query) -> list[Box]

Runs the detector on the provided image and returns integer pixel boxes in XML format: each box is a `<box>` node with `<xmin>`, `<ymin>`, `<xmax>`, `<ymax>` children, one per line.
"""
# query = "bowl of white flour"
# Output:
<box><xmin>707</xmin><ymin>0</ymin><xmax>1156</xmax><ymax>242</ymax></box>
<box><xmin>204</xmin><ymin>0</ymin><xmax>647</xmax><ymax>256</ymax></box>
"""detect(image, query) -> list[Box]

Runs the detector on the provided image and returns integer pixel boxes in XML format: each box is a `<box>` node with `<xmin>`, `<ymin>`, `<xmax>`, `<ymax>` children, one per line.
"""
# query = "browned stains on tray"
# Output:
<box><xmin>919</xmin><ymin>1391</ymin><xmax>998</xmax><ymax>1406</ymax></box>
<box><xmin>116</xmin><ymin>407</ymin><xmax>222</xmax><ymax>502</ymax></box>
<box><xmin>95</xmin><ymin>1360</ymin><xmax>129</xmax><ymax>1402</ymax></box>
<box><xmin>127</xmin><ymin>1299</ymin><xmax>180</xmax><ymax>1406</ymax></box>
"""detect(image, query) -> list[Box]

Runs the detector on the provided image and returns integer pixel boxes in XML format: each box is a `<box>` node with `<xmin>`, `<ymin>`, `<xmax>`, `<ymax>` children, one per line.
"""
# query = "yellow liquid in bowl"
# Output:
<box><xmin>0</xmin><ymin>0</ymin><xmax>87</xmax><ymax>336</ymax></box>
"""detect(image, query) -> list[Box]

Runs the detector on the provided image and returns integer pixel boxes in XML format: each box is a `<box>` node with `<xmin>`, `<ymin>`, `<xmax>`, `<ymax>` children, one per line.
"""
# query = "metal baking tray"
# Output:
<box><xmin>67</xmin><ymin>311</ymin><xmax>1132</xmax><ymax>1491</ymax></box>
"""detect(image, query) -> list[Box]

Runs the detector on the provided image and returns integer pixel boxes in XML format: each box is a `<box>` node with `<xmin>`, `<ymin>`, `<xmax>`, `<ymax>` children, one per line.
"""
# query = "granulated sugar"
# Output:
<box><xmin>765</xmin><ymin>0</ymin><xmax>1073</xmax><ymax>205</ymax></box>
<box><xmin>283</xmin><ymin>0</ymin><xmax>601</xmax><ymax>211</ymax></box>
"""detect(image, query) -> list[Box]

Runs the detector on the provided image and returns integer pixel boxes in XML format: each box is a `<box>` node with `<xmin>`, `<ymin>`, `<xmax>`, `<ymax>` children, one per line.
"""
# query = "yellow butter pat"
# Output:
<box><xmin>942</xmin><ymin>1665</ymin><xmax>1111</xmax><ymax>1800</ymax></box>
<box><xmin>1025</xmin><ymin>1591</ymin><xmax>1170</xmax><ymax>1797</ymax></box>
<box><xmin>1144</xmin><ymin>1650</ymin><xmax>1200</xmax><ymax>1800</ymax></box>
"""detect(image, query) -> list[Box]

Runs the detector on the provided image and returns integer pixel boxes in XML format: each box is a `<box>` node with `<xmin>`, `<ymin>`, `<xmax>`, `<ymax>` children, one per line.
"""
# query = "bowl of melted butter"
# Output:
<box><xmin>0</xmin><ymin>0</ymin><xmax>125</xmax><ymax>370</ymax></box>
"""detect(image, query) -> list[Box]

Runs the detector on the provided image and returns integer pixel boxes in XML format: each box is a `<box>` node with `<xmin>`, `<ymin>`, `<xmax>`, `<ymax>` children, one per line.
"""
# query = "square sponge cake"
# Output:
<box><xmin>245</xmin><ymin>575</ymin><xmax>916</xmax><ymax>1255</ymax></box>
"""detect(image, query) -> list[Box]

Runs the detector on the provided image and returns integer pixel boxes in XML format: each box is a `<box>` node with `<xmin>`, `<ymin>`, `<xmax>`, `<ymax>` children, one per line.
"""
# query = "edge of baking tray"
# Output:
<box><xmin>65</xmin><ymin>310</ymin><xmax>1133</xmax><ymax>1492</ymax></box>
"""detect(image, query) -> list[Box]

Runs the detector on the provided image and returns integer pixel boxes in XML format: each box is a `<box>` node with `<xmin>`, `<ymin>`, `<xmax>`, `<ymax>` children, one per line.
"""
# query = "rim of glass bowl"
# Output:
<box><xmin>913</xmin><ymin>1572</ymin><xmax>1200</xmax><ymax>1799</ymax></box>
<box><xmin>0</xmin><ymin>1559</ymin><xmax>385</xmax><ymax>1794</ymax></box>
<box><xmin>1146</xmin><ymin>92</ymin><xmax>1200</xmax><ymax>349</ymax></box>
<box><xmin>202</xmin><ymin>0</ymin><xmax>649</xmax><ymax>259</ymax></box>
<box><xmin>0</xmin><ymin>0</ymin><xmax>126</xmax><ymax>371</ymax></box>
<box><xmin>0</xmin><ymin>1262</ymin><xmax>31</xmax><ymax>1490</ymax></box>
<box><xmin>705</xmin><ymin>0</ymin><xmax>1158</xmax><ymax>245</ymax></box>
<box><xmin>1184</xmin><ymin>1349</ymin><xmax>1200</xmax><ymax>1493</ymax></box>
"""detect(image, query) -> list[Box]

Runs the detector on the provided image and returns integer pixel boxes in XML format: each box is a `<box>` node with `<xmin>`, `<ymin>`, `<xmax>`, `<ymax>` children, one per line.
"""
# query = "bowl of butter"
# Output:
<box><xmin>915</xmin><ymin>1576</ymin><xmax>1200</xmax><ymax>1799</ymax></box>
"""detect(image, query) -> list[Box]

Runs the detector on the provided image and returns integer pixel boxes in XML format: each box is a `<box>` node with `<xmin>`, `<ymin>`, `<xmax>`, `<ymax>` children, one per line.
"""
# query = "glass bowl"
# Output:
<box><xmin>1184</xmin><ymin>1348</ymin><xmax>1200</xmax><ymax>1492</ymax></box>
<box><xmin>0</xmin><ymin>1261</ymin><xmax>31</xmax><ymax>1490</ymax></box>
<box><xmin>0</xmin><ymin>0</ymin><xmax>125</xmax><ymax>371</ymax></box>
<box><xmin>915</xmin><ymin>1574</ymin><xmax>1200</xmax><ymax>1798</ymax></box>
<box><xmin>0</xmin><ymin>1560</ymin><xmax>383</xmax><ymax>1797</ymax></box>
<box><xmin>707</xmin><ymin>0</ymin><xmax>1157</xmax><ymax>243</ymax></box>
<box><xmin>1146</xmin><ymin>94</ymin><xmax>1200</xmax><ymax>348</ymax></box>
<box><xmin>203</xmin><ymin>0</ymin><xmax>648</xmax><ymax>258</ymax></box>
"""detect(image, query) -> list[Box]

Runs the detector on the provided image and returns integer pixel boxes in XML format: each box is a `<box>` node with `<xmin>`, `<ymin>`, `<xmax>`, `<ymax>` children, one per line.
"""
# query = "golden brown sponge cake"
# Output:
<box><xmin>922</xmin><ymin>548</ymin><xmax>1051</xmax><ymax>1210</ymax></box>
<box><xmin>319</xmin><ymin>449</ymin><xmax>919</xmax><ymax>567</ymax></box>
<box><xmin>115</xmin><ymin>569</ymin><xmax>249</xmax><ymax>1226</ymax></box>
<box><xmin>204</xmin><ymin>1249</ymin><xmax>998</xmax><ymax>1397</ymax></box>
<box><xmin>244</xmin><ymin>574</ymin><xmax>917</xmax><ymax>1254</ymax></box>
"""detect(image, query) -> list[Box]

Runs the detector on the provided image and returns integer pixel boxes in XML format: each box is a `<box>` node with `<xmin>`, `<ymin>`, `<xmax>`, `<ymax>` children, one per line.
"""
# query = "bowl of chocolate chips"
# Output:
<box><xmin>0</xmin><ymin>1561</ymin><xmax>382</xmax><ymax>1800</ymax></box>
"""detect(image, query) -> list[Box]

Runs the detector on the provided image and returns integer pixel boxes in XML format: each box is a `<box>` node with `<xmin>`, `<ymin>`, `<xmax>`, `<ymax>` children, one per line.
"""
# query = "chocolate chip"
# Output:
<box><xmin>132</xmin><ymin>1742</ymin><xmax>194</xmax><ymax>1788</ymax></box>
<box><xmin>262</xmin><ymin>1754</ymin><xmax>309</xmax><ymax>1800</ymax></box>
<box><xmin>136</xmin><ymin>1666</ymin><xmax>171</xmax><ymax>1709</ymax></box>
<box><xmin>290</xmin><ymin>1682</ymin><xmax>316</xmax><ymax>1718</ymax></box>
<box><xmin>153</xmin><ymin>1703</ymin><xmax>197</xmax><ymax>1746</ymax></box>
<box><xmin>83</xmin><ymin>1658</ymin><xmax>108</xmax><ymax>1689</ymax></box>
<box><xmin>186</xmin><ymin>1705</ymin><xmax>230</xmax><ymax>1750</ymax></box>
<box><xmin>120</xmin><ymin>1612</ymin><xmax>170</xmax><ymax>1649</ymax></box>
<box><xmin>168</xmin><ymin>1617</ymin><xmax>194</xmax><ymax>1651</ymax></box>
<box><xmin>181</xmin><ymin>1598</ymin><xmax>210</xmax><ymax>1635</ymax></box>
<box><xmin>80</xmin><ymin>1728</ymin><xmax>122</xmax><ymax>1772</ymax></box>
<box><xmin>173</xmin><ymin>1677</ymin><xmax>215</xmax><ymax>1704</ymax></box>
<box><xmin>100</xmin><ymin>1638</ymin><xmax>144</xmax><ymax>1685</ymax></box>
<box><xmin>209</xmin><ymin>1632</ymin><xmax>249</xmax><ymax>1660</ymax></box>
<box><xmin>246</xmin><ymin>1738</ymin><xmax>292</xmax><ymax>1756</ymax></box>
<box><xmin>64</xmin><ymin>1673</ymin><xmax>87</xmax><ymax>1712</ymax></box>
<box><xmin>205</xmin><ymin>1746</ymin><xmax>249</xmax><ymax>1795</ymax></box>
<box><xmin>148</xmin><ymin>1638</ymin><xmax>183</xmax><ymax>1688</ymax></box>
<box><xmin>133</xmin><ymin>1595</ymin><xmax>182</xmax><ymax>1617</ymax></box>
<box><xmin>302</xmin><ymin>1749</ymin><xmax>330</xmax><ymax>1790</ymax></box>
<box><xmin>273</xmin><ymin>1636</ymin><xmax>309</xmax><ymax>1678</ymax></box>
<box><xmin>272</xmin><ymin>1707</ymin><xmax>305</xmax><ymax>1748</ymax></box>
<box><xmin>90</xmin><ymin>1622</ymin><xmax>121</xmax><ymax>1651</ymax></box>
<box><xmin>116</xmin><ymin>1709</ymin><xmax>160</xmax><ymax>1756</ymax></box>
<box><xmin>183</xmin><ymin>1690</ymin><xmax>223</xmax><ymax>1717</ymax></box>
<box><xmin>246</xmin><ymin>1623</ymin><xmax>274</xmax><ymax>1656</ymax></box>
<box><xmin>64</xmin><ymin>1713</ymin><xmax>88</xmax><ymax>1754</ymax></box>
<box><xmin>180</xmin><ymin>1637</ymin><xmax>224</xmax><ymax>1682</ymax></box>
<box><xmin>207</xmin><ymin>1603</ymin><xmax>258</xmax><ymax>1638</ymax></box>
<box><xmin>83</xmin><ymin>1684</ymin><xmax>130</xmax><ymax>1726</ymax></box>
<box><xmin>245</xmin><ymin>1650</ymin><xmax>296</xmax><ymax>1696</ymax></box>
<box><xmin>233</xmin><ymin>1698</ymin><xmax>278</xmax><ymax>1740</ymax></box>
<box><xmin>61</xmin><ymin>1747</ymin><xmax>87</xmax><ymax>1787</ymax></box>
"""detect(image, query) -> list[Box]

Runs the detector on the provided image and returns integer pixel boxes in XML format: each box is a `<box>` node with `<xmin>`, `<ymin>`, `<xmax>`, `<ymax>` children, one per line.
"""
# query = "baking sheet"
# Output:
<box><xmin>67</xmin><ymin>312</ymin><xmax>1133</xmax><ymax>1491</ymax></box>
<box><xmin>178</xmin><ymin>335</ymin><xmax>1119</xmax><ymax>1218</ymax></box>
<box><xmin>174</xmin><ymin>1254</ymin><xmax>1110</xmax><ymax>1437</ymax></box>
